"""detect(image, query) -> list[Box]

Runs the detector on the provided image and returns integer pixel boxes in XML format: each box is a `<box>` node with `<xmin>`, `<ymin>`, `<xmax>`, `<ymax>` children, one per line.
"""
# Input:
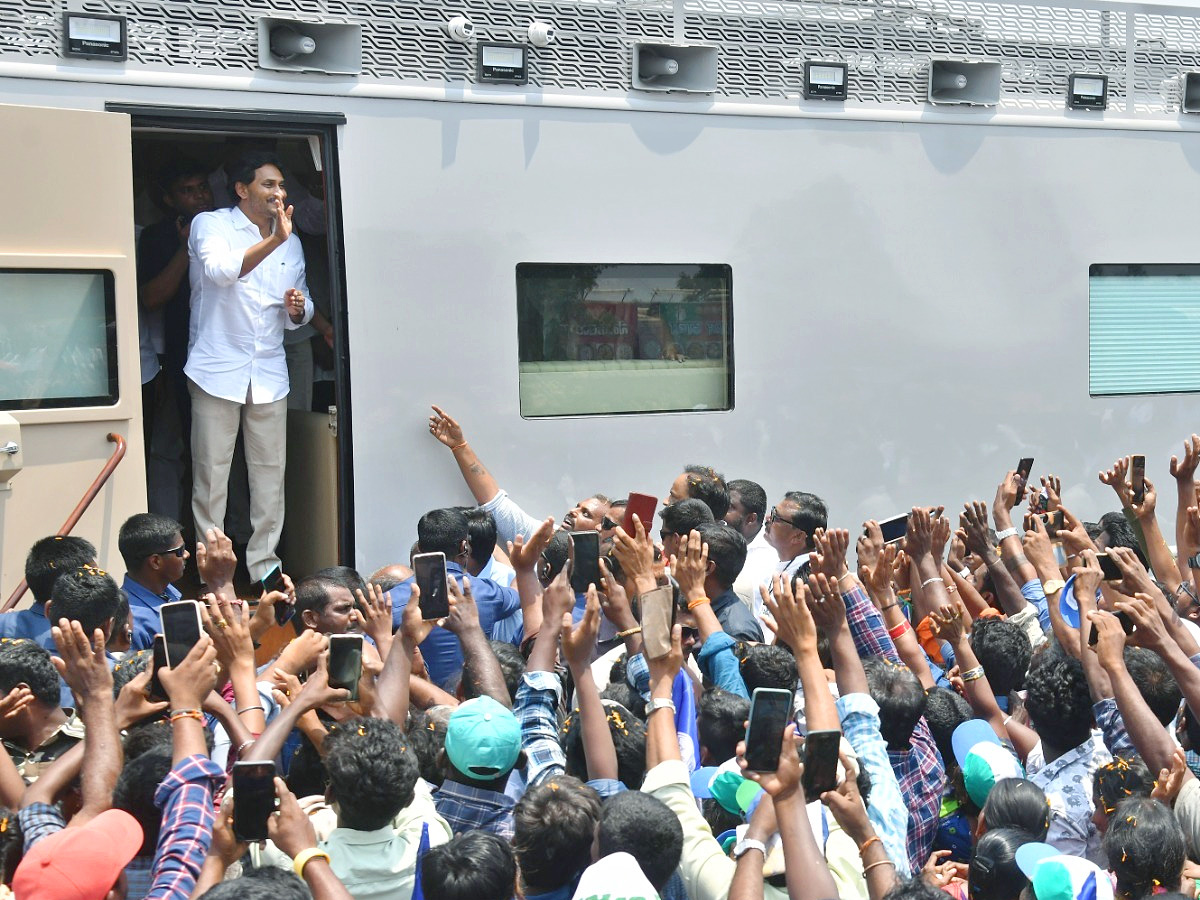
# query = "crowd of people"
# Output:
<box><xmin>4</xmin><ymin>405</ymin><xmax>1200</xmax><ymax>900</ymax></box>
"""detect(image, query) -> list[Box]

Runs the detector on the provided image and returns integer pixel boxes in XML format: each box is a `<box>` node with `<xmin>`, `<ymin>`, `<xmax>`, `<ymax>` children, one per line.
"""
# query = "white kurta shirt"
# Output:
<box><xmin>185</xmin><ymin>206</ymin><xmax>312</xmax><ymax>404</ymax></box>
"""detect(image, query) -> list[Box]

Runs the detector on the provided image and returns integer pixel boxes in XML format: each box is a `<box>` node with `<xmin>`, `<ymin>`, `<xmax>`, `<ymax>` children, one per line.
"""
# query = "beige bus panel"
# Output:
<box><xmin>0</xmin><ymin>104</ymin><xmax>146</xmax><ymax>602</ymax></box>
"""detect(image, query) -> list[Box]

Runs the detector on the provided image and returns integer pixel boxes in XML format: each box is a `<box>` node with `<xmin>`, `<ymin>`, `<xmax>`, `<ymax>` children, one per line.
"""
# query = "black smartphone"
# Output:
<box><xmin>149</xmin><ymin>634</ymin><xmax>168</xmax><ymax>703</ymax></box>
<box><xmin>413</xmin><ymin>552</ymin><xmax>449</xmax><ymax>621</ymax></box>
<box><xmin>231</xmin><ymin>760</ymin><xmax>277</xmax><ymax>842</ymax></box>
<box><xmin>1131</xmin><ymin>455</ymin><xmax>1146</xmax><ymax>505</ymax></box>
<box><xmin>1099</xmin><ymin>551</ymin><xmax>1123</xmax><ymax>581</ymax></box>
<box><xmin>1040</xmin><ymin>510</ymin><xmax>1064</xmax><ymax>539</ymax></box>
<box><xmin>802</xmin><ymin>728</ymin><xmax>842</xmax><ymax>802</ymax></box>
<box><xmin>1015</xmin><ymin>458</ymin><xmax>1035</xmax><ymax>504</ymax></box>
<box><xmin>160</xmin><ymin>600</ymin><xmax>203</xmax><ymax>668</ymax></box>
<box><xmin>877</xmin><ymin>513</ymin><xmax>908</xmax><ymax>545</ymax></box>
<box><xmin>1089</xmin><ymin>610</ymin><xmax>1135</xmax><ymax>645</ymax></box>
<box><xmin>260</xmin><ymin>565</ymin><xmax>291</xmax><ymax>626</ymax></box>
<box><xmin>570</xmin><ymin>531</ymin><xmax>601</xmax><ymax>594</ymax></box>
<box><xmin>328</xmin><ymin>634</ymin><xmax>364</xmax><ymax>702</ymax></box>
<box><xmin>744</xmin><ymin>687</ymin><xmax>793</xmax><ymax>772</ymax></box>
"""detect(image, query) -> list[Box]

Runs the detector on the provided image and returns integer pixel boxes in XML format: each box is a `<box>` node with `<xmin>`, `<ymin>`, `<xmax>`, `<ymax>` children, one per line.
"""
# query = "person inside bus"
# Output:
<box><xmin>186</xmin><ymin>150</ymin><xmax>313</xmax><ymax>585</ymax></box>
<box><xmin>117</xmin><ymin>513</ymin><xmax>189</xmax><ymax>652</ymax></box>
<box><xmin>136</xmin><ymin>157</ymin><xmax>213</xmax><ymax>525</ymax></box>
<box><xmin>427</xmin><ymin>405</ymin><xmax>611</xmax><ymax>549</ymax></box>
<box><xmin>0</xmin><ymin>535</ymin><xmax>96</xmax><ymax>650</ymax></box>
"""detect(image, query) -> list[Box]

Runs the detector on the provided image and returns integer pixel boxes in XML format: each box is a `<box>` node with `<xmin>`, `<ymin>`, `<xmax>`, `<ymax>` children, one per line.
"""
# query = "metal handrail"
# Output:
<box><xmin>2</xmin><ymin>432</ymin><xmax>127</xmax><ymax>612</ymax></box>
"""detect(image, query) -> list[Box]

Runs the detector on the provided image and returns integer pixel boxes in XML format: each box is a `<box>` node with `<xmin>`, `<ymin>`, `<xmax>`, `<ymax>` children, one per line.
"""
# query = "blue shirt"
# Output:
<box><xmin>387</xmin><ymin>562</ymin><xmax>521</xmax><ymax>688</ymax></box>
<box><xmin>0</xmin><ymin>604</ymin><xmax>55</xmax><ymax>650</ymax></box>
<box><xmin>123</xmin><ymin>575</ymin><xmax>181</xmax><ymax>652</ymax></box>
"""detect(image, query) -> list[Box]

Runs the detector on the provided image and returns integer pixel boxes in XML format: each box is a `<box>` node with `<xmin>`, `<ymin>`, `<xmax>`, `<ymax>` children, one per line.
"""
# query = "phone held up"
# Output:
<box><xmin>328</xmin><ymin>634</ymin><xmax>364</xmax><ymax>702</ymax></box>
<box><xmin>231</xmin><ymin>760</ymin><xmax>277</xmax><ymax>842</ymax></box>
<box><xmin>1015</xmin><ymin>457</ymin><xmax>1035</xmax><ymax>504</ymax></box>
<box><xmin>413</xmin><ymin>552</ymin><xmax>449</xmax><ymax>621</ymax></box>
<box><xmin>802</xmin><ymin>729</ymin><xmax>842</xmax><ymax>802</ymax></box>
<box><xmin>623</xmin><ymin>492</ymin><xmax>658</xmax><ymax>536</ymax></box>
<box><xmin>1131</xmin><ymin>455</ymin><xmax>1146</xmax><ymax>505</ymax></box>
<box><xmin>570</xmin><ymin>531</ymin><xmax>601</xmax><ymax>594</ymax></box>
<box><xmin>744</xmin><ymin>687</ymin><xmax>793</xmax><ymax>772</ymax></box>
<box><xmin>159</xmin><ymin>600</ymin><xmax>203</xmax><ymax>669</ymax></box>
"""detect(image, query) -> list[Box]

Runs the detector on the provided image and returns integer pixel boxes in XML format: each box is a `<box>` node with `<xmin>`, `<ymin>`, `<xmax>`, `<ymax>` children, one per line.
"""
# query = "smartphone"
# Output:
<box><xmin>623</xmin><ymin>492</ymin><xmax>658</xmax><ymax>535</ymax></box>
<box><xmin>802</xmin><ymin>728</ymin><xmax>842</xmax><ymax>802</ymax></box>
<box><xmin>160</xmin><ymin>600</ymin><xmax>203</xmax><ymax>669</ymax></box>
<box><xmin>149</xmin><ymin>634</ymin><xmax>168</xmax><ymax>703</ymax></box>
<box><xmin>231</xmin><ymin>760</ymin><xmax>277</xmax><ymax>842</ymax></box>
<box><xmin>259</xmin><ymin>565</ymin><xmax>292</xmax><ymax>626</ymax></box>
<box><xmin>1131</xmin><ymin>455</ymin><xmax>1146</xmax><ymax>505</ymax></box>
<box><xmin>640</xmin><ymin>585</ymin><xmax>675</xmax><ymax>660</ymax></box>
<box><xmin>877</xmin><ymin>513</ymin><xmax>908</xmax><ymax>545</ymax></box>
<box><xmin>1089</xmin><ymin>610</ymin><xmax>1135</xmax><ymax>645</ymax></box>
<box><xmin>744</xmin><ymin>687</ymin><xmax>794</xmax><ymax>772</ymax></box>
<box><xmin>1040</xmin><ymin>510</ymin><xmax>1064</xmax><ymax>539</ymax></box>
<box><xmin>328</xmin><ymin>634</ymin><xmax>364</xmax><ymax>702</ymax></box>
<box><xmin>413</xmin><ymin>552</ymin><xmax>449</xmax><ymax>621</ymax></box>
<box><xmin>570</xmin><ymin>531</ymin><xmax>601</xmax><ymax>594</ymax></box>
<box><xmin>1015</xmin><ymin>458</ymin><xmax>1035</xmax><ymax>504</ymax></box>
<box><xmin>1099</xmin><ymin>551</ymin><xmax>1123</xmax><ymax>581</ymax></box>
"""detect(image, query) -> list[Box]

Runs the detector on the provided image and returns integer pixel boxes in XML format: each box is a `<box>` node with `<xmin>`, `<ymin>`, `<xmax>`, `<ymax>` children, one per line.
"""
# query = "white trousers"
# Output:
<box><xmin>188</xmin><ymin>380</ymin><xmax>287</xmax><ymax>581</ymax></box>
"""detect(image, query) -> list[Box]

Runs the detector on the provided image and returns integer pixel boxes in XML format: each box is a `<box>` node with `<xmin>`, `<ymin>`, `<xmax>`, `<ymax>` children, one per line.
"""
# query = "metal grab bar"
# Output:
<box><xmin>2</xmin><ymin>432</ymin><xmax>127</xmax><ymax>612</ymax></box>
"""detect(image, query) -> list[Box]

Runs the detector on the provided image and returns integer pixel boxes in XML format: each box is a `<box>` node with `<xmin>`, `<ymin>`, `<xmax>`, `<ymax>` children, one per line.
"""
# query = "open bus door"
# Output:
<box><xmin>0</xmin><ymin>103</ymin><xmax>147</xmax><ymax>597</ymax></box>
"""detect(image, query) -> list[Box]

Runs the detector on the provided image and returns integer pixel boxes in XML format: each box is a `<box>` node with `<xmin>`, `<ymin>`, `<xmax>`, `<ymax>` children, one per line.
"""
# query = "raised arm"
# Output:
<box><xmin>446</xmin><ymin>577</ymin><xmax>511</xmax><ymax>706</ymax></box>
<box><xmin>1170</xmin><ymin>436</ymin><xmax>1200</xmax><ymax>582</ymax></box>
<box><xmin>961</xmin><ymin>502</ymin><xmax>1028</xmax><ymax>617</ymax></box>
<box><xmin>267</xmin><ymin>779</ymin><xmax>355</xmax><ymax>899</ymax></box>
<box><xmin>244</xmin><ymin>653</ymin><xmax>350</xmax><ymax>763</ymax></box>
<box><xmin>562</xmin><ymin>585</ymin><xmax>619</xmax><ymax>782</ymax></box>
<box><xmin>429</xmin><ymin>405</ymin><xmax>501</xmax><ymax>505</ymax></box>
<box><xmin>857</xmin><ymin>530</ymin><xmax>934</xmax><ymax>690</ymax></box>
<box><xmin>373</xmin><ymin>588</ymin><xmax>434</xmax><ymax>723</ymax></box>
<box><xmin>764</xmin><ymin>573</ymin><xmax>838</xmax><ymax>731</ymax></box>
<box><xmin>507</xmin><ymin>517</ymin><xmax>556</xmax><ymax>639</ymax></box>
<box><xmin>993</xmin><ymin>471</ymin><xmax>1040</xmax><ymax>586</ymax></box>
<box><xmin>201</xmin><ymin>592</ymin><xmax>266</xmax><ymax>736</ymax></box>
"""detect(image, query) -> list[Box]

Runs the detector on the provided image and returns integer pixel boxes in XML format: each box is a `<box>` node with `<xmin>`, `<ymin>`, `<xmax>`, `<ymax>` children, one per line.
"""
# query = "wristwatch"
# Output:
<box><xmin>1042</xmin><ymin>578</ymin><xmax>1066</xmax><ymax>595</ymax></box>
<box><xmin>733</xmin><ymin>837</ymin><xmax>767</xmax><ymax>860</ymax></box>
<box><xmin>647</xmin><ymin>697</ymin><xmax>677</xmax><ymax>715</ymax></box>
<box><xmin>1188</xmin><ymin>554</ymin><xmax>1200</xmax><ymax>570</ymax></box>
<box><xmin>995</xmin><ymin>527</ymin><xmax>1019</xmax><ymax>542</ymax></box>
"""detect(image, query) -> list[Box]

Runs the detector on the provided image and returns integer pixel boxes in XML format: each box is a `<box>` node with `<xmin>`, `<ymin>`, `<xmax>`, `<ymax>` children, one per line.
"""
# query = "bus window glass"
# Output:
<box><xmin>1090</xmin><ymin>264</ymin><xmax>1200</xmax><ymax>396</ymax></box>
<box><xmin>0</xmin><ymin>269</ymin><xmax>118</xmax><ymax>410</ymax></box>
<box><xmin>516</xmin><ymin>263</ymin><xmax>733</xmax><ymax>417</ymax></box>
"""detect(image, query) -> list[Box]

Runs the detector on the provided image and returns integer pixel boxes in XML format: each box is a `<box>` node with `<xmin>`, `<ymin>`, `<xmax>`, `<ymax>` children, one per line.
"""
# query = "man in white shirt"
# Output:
<box><xmin>726</xmin><ymin>479</ymin><xmax>778</xmax><ymax>616</ymax></box>
<box><xmin>186</xmin><ymin>151</ymin><xmax>313</xmax><ymax>581</ymax></box>
<box><xmin>765</xmin><ymin>490</ymin><xmax>827</xmax><ymax>586</ymax></box>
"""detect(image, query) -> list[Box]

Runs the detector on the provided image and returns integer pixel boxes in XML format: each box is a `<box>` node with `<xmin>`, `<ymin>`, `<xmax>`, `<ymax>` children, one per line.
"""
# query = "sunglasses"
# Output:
<box><xmin>601</xmin><ymin>518</ymin><xmax>620</xmax><ymax>531</ymax></box>
<box><xmin>767</xmin><ymin>507</ymin><xmax>801</xmax><ymax>529</ymax></box>
<box><xmin>680</xmin><ymin>626</ymin><xmax>700</xmax><ymax>642</ymax></box>
<box><xmin>156</xmin><ymin>544</ymin><xmax>187</xmax><ymax>558</ymax></box>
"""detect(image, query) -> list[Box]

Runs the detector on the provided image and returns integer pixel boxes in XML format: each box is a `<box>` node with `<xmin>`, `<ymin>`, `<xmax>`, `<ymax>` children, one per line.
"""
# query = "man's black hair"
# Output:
<box><xmin>597</xmin><ymin>791</ymin><xmax>684</xmax><ymax>891</ymax></box>
<box><xmin>323</xmin><ymin>717</ymin><xmax>417</xmax><ymax>831</ymax></box>
<box><xmin>420</xmin><ymin>831</ymin><xmax>516</xmax><ymax>900</ymax></box>
<box><xmin>682</xmin><ymin>465</ymin><xmax>730</xmax><ymax>520</ymax></box>
<box><xmin>980</xmin><ymin>778</ymin><xmax>1049</xmax><ymax>838</ymax></box>
<box><xmin>968</xmin><ymin>827</ymin><xmax>1034</xmax><ymax>900</ymax></box>
<box><xmin>1124</xmin><ymin>647</ymin><xmax>1182</xmax><ymax>726</ymax></box>
<box><xmin>196</xmin><ymin>866</ymin><xmax>312</xmax><ymax>900</ymax></box>
<box><xmin>486</xmin><ymin>640</ymin><xmax>525</xmax><ymax>703</ymax></box>
<box><xmin>1024</xmin><ymin>655</ymin><xmax>1093</xmax><ymax>752</ymax></box>
<box><xmin>0</xmin><ymin>639</ymin><xmax>60</xmax><ymax>707</ymax></box>
<box><xmin>781</xmin><ymin>491</ymin><xmax>828</xmax><ymax>536</ymax></box>
<box><xmin>48</xmin><ymin>566</ymin><xmax>121</xmax><ymax>636</ymax></box>
<box><xmin>695</xmin><ymin>523</ymin><xmax>747</xmax><ymax>588</ymax></box>
<box><xmin>969</xmin><ymin>619</ymin><xmax>1032</xmax><ymax>698</ymax></box>
<box><xmin>25</xmin><ymin>535</ymin><xmax>97</xmax><ymax>606</ymax></box>
<box><xmin>123</xmin><ymin>720</ymin><xmax>174</xmax><ymax>760</ymax></box>
<box><xmin>228</xmin><ymin>150</ymin><xmax>284</xmax><ymax>192</ymax></box>
<box><xmin>405</xmin><ymin>708</ymin><xmax>447</xmax><ymax>788</ymax></box>
<box><xmin>114</xmin><ymin>749</ymin><xmax>173</xmax><ymax>856</ymax></box>
<box><xmin>513</xmin><ymin>775</ymin><xmax>601</xmax><ymax>893</ymax></box>
<box><xmin>0</xmin><ymin>804</ymin><xmax>22</xmax><ymax>884</ymax></box>
<box><xmin>312</xmin><ymin>565</ymin><xmax>367</xmax><ymax>598</ymax></box>
<box><xmin>727</xmin><ymin>479</ymin><xmax>768</xmax><ymax>522</ymax></box>
<box><xmin>884</xmin><ymin>876</ymin><xmax>955</xmax><ymax>900</ymax></box>
<box><xmin>660</xmin><ymin>499</ymin><xmax>715</xmax><ymax>538</ymax></box>
<box><xmin>563</xmin><ymin>700</ymin><xmax>647</xmax><ymax>790</ymax></box>
<box><xmin>286</xmin><ymin>736</ymin><xmax>330</xmax><ymax>799</ymax></box>
<box><xmin>418</xmin><ymin>508</ymin><xmax>470</xmax><ymax>558</ymax></box>
<box><xmin>736</xmin><ymin>643</ymin><xmax>799</xmax><ymax>694</ymax></box>
<box><xmin>1096</xmin><ymin>512</ymin><xmax>1150</xmax><ymax>567</ymax></box>
<box><xmin>1094</xmin><ymin>756</ymin><xmax>1153</xmax><ymax>817</ymax></box>
<box><xmin>111</xmin><ymin>649</ymin><xmax>151</xmax><ymax>698</ymax></box>
<box><xmin>1105</xmin><ymin>797</ymin><xmax>1186</xmax><ymax>900</ymax></box>
<box><xmin>118</xmin><ymin>513</ymin><xmax>183</xmax><ymax>571</ymax></box>
<box><xmin>599</xmin><ymin>680</ymin><xmax>646</xmax><ymax>720</ymax></box>
<box><xmin>541</xmin><ymin>531</ymin><xmax>570</xmax><ymax>582</ymax></box>
<box><xmin>292</xmin><ymin>575</ymin><xmax>345</xmax><ymax>635</ymax></box>
<box><xmin>460</xmin><ymin>508</ymin><xmax>498</xmax><ymax>571</ymax></box>
<box><xmin>156</xmin><ymin>157</ymin><xmax>209</xmax><ymax>195</ymax></box>
<box><xmin>923</xmin><ymin>687</ymin><xmax>973</xmax><ymax>770</ymax></box>
<box><xmin>862</xmin><ymin>655</ymin><xmax>927</xmax><ymax>750</ymax></box>
<box><xmin>699</xmin><ymin>688</ymin><xmax>751</xmax><ymax>763</ymax></box>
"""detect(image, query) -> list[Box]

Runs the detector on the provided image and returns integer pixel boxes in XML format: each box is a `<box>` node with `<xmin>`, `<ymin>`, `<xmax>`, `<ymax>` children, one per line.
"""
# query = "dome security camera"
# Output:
<box><xmin>446</xmin><ymin>15</ymin><xmax>475</xmax><ymax>42</ymax></box>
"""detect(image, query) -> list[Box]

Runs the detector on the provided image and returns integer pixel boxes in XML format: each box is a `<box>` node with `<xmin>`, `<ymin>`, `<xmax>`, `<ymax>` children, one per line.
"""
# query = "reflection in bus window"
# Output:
<box><xmin>516</xmin><ymin>263</ymin><xmax>733</xmax><ymax>418</ymax></box>
<box><xmin>0</xmin><ymin>270</ymin><xmax>118</xmax><ymax>410</ymax></box>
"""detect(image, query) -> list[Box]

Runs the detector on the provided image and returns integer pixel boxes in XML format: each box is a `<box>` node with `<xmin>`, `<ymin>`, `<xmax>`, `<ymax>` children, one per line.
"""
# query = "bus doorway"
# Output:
<box><xmin>118</xmin><ymin>107</ymin><xmax>353</xmax><ymax>588</ymax></box>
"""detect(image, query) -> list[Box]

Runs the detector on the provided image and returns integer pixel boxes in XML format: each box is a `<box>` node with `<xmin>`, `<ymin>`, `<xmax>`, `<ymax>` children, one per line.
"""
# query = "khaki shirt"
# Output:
<box><xmin>2</xmin><ymin>712</ymin><xmax>85</xmax><ymax>781</ymax></box>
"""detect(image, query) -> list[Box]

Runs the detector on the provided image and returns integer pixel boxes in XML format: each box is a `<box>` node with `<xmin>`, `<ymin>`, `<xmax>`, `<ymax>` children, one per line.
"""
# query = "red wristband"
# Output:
<box><xmin>887</xmin><ymin>620</ymin><xmax>912</xmax><ymax>640</ymax></box>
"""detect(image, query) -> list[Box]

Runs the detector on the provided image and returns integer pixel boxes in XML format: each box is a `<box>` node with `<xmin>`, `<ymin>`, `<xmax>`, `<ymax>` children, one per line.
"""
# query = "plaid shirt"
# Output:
<box><xmin>434</xmin><ymin>779</ymin><xmax>516</xmax><ymax>840</ymax></box>
<box><xmin>146</xmin><ymin>754</ymin><xmax>225</xmax><ymax>900</ymax></box>
<box><xmin>515</xmin><ymin>669</ymin><xmax>567</xmax><ymax>788</ymax></box>
<box><xmin>843</xmin><ymin>582</ymin><xmax>946</xmax><ymax>872</ymax></box>
<box><xmin>17</xmin><ymin>801</ymin><xmax>64</xmax><ymax>852</ymax></box>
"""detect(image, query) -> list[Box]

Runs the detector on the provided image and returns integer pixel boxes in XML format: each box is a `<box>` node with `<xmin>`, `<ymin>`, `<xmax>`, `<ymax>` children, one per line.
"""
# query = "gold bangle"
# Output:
<box><xmin>864</xmin><ymin>860</ymin><xmax>896</xmax><ymax>874</ymax></box>
<box><xmin>616</xmin><ymin>625</ymin><xmax>642</xmax><ymax>638</ymax></box>
<box><xmin>293</xmin><ymin>847</ymin><xmax>332</xmax><ymax>878</ymax></box>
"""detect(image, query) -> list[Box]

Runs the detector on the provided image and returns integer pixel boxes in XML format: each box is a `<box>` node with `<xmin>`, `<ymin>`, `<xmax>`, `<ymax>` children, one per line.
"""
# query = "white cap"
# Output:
<box><xmin>572</xmin><ymin>852</ymin><xmax>660</xmax><ymax>900</ymax></box>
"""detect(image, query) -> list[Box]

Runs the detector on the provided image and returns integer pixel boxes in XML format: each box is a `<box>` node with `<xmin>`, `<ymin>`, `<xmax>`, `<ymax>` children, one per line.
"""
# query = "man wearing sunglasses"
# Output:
<box><xmin>117</xmin><ymin>513</ymin><xmax>191</xmax><ymax>651</ymax></box>
<box><xmin>764</xmin><ymin>491</ymin><xmax>828</xmax><ymax>584</ymax></box>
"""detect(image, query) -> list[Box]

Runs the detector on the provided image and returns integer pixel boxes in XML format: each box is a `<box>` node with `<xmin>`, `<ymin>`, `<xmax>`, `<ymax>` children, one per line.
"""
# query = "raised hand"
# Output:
<box><xmin>1041</xmin><ymin>474</ymin><xmax>1063</xmax><ymax>511</ymax></box>
<box><xmin>930</xmin><ymin>513</ymin><xmax>951</xmax><ymax>562</ymax></box>
<box><xmin>811</xmin><ymin>527</ymin><xmax>851</xmax><ymax>580</ymax></box>
<box><xmin>562</xmin><ymin>585</ymin><xmax>602</xmax><ymax>673</ymax></box>
<box><xmin>0</xmin><ymin>686</ymin><xmax>33</xmax><ymax>722</ymax></box>
<box><xmin>443</xmin><ymin>577</ymin><xmax>482</xmax><ymax>636</ymax></box>
<box><xmin>202</xmin><ymin>591</ymin><xmax>254</xmax><ymax>675</ymax></box>
<box><xmin>806</xmin><ymin>572</ymin><xmax>848</xmax><ymax>635</ymax></box>
<box><xmin>611</xmin><ymin>515</ymin><xmax>655</xmax><ymax>589</ymax></box>
<box><xmin>1088</xmin><ymin>610</ymin><xmax>1127</xmax><ymax>671</ymax></box>
<box><xmin>959</xmin><ymin>502</ymin><xmax>994</xmax><ymax>559</ymax></box>
<box><xmin>400</xmin><ymin>586</ymin><xmax>436</xmax><ymax>648</ymax></box>
<box><xmin>267</xmin><ymin>778</ymin><xmax>319</xmax><ymax>859</ymax></box>
<box><xmin>995</xmin><ymin>470</ymin><xmax>1023</xmax><ymax>514</ymax></box>
<box><xmin>737</xmin><ymin>722</ymin><xmax>803</xmax><ymax>800</ymax></box>
<box><xmin>1073</xmin><ymin>548</ymin><xmax>1104</xmax><ymax>601</ymax></box>
<box><xmin>1106</xmin><ymin>546</ymin><xmax>1160</xmax><ymax>601</ymax></box>
<box><xmin>672</xmin><ymin>530</ymin><xmax>709</xmax><ymax>604</ymax></box>
<box><xmin>1131</xmin><ymin>476</ymin><xmax>1158</xmax><ymax>520</ymax></box>
<box><xmin>195</xmin><ymin>527</ymin><xmax>237</xmax><ymax>589</ymax></box>
<box><xmin>428</xmin><ymin>405</ymin><xmax>465</xmax><ymax>448</ymax></box>
<box><xmin>270</xmin><ymin>197</ymin><xmax>294</xmax><ymax>243</ymax></box>
<box><xmin>597</xmin><ymin>558</ymin><xmax>636</xmax><ymax>631</ymax></box>
<box><xmin>857</xmin><ymin>521</ymin><xmax>883</xmax><ymax>573</ymax></box>
<box><xmin>1099</xmin><ymin>456</ymin><xmax>1135</xmax><ymax>509</ymax></box>
<box><xmin>353</xmin><ymin>583</ymin><xmax>396</xmax><ymax>648</ymax></box>
<box><xmin>904</xmin><ymin>507</ymin><xmax>934</xmax><ymax>560</ymax></box>
<box><xmin>51</xmin><ymin>619</ymin><xmax>113</xmax><ymax>703</ymax></box>
<box><xmin>930</xmin><ymin>604</ymin><xmax>965</xmax><ymax>648</ymax></box>
<box><xmin>250</xmin><ymin>571</ymin><xmax>295</xmax><ymax>642</ymax></box>
<box><xmin>762</xmin><ymin>573</ymin><xmax>819</xmax><ymax>656</ymax></box>
<box><xmin>858</xmin><ymin>540</ymin><xmax>898</xmax><ymax>608</ymax></box>
<box><xmin>508</xmin><ymin>517</ymin><xmax>555</xmax><ymax>572</ymax></box>
<box><xmin>1171</xmin><ymin>435</ymin><xmax>1200</xmax><ymax>484</ymax></box>
<box><xmin>158</xmin><ymin>634</ymin><xmax>219</xmax><ymax>710</ymax></box>
<box><xmin>1151</xmin><ymin>747</ymin><xmax>1190</xmax><ymax>806</ymax></box>
<box><xmin>1117</xmin><ymin>593</ymin><xmax>1168</xmax><ymax>651</ymax></box>
<box><xmin>543</xmin><ymin>568</ymin><xmax>576</xmax><ymax>624</ymax></box>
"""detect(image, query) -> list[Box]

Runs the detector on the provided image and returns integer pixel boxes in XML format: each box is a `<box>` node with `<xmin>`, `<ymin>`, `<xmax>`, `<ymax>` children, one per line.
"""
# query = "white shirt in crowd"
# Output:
<box><xmin>186</xmin><ymin>206</ymin><xmax>312</xmax><ymax>404</ymax></box>
<box><xmin>733</xmin><ymin>528</ymin><xmax>780</xmax><ymax>614</ymax></box>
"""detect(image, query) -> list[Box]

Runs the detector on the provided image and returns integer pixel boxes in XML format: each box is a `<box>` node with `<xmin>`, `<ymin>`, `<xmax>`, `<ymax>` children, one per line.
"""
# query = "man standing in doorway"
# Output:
<box><xmin>186</xmin><ymin>151</ymin><xmax>312</xmax><ymax>582</ymax></box>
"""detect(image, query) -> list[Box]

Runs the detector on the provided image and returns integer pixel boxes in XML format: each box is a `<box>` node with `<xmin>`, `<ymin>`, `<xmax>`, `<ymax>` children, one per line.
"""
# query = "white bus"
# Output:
<box><xmin>2</xmin><ymin>0</ymin><xmax>1200</xmax><ymax>590</ymax></box>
